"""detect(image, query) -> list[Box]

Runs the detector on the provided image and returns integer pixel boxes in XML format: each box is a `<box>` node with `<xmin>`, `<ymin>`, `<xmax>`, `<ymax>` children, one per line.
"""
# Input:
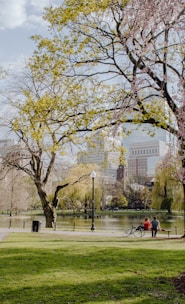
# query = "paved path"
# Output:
<box><xmin>0</xmin><ymin>227</ymin><xmax>182</xmax><ymax>241</ymax></box>
<box><xmin>0</xmin><ymin>227</ymin><xmax>124</xmax><ymax>240</ymax></box>
<box><xmin>0</xmin><ymin>228</ymin><xmax>11</xmax><ymax>241</ymax></box>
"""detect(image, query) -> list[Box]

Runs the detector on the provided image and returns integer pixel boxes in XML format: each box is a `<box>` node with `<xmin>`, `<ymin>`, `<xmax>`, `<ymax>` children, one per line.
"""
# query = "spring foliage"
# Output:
<box><xmin>31</xmin><ymin>0</ymin><xmax>185</xmax><ymax>146</ymax></box>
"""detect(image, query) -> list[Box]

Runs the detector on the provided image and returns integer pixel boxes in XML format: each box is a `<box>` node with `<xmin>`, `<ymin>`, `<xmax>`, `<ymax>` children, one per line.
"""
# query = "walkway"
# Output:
<box><xmin>0</xmin><ymin>227</ymin><xmax>182</xmax><ymax>241</ymax></box>
<box><xmin>0</xmin><ymin>227</ymin><xmax>11</xmax><ymax>241</ymax></box>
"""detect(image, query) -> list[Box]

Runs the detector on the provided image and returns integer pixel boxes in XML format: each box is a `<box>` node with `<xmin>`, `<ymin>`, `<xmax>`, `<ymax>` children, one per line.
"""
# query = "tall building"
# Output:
<box><xmin>123</xmin><ymin>124</ymin><xmax>176</xmax><ymax>182</ymax></box>
<box><xmin>128</xmin><ymin>140</ymin><xmax>169</xmax><ymax>182</ymax></box>
<box><xmin>123</xmin><ymin>123</ymin><xmax>172</xmax><ymax>156</ymax></box>
<box><xmin>77</xmin><ymin>131</ymin><xmax>121</xmax><ymax>184</ymax></box>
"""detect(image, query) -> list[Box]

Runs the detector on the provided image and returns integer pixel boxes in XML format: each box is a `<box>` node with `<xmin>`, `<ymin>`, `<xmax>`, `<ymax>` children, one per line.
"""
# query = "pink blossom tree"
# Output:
<box><xmin>9</xmin><ymin>1</ymin><xmax>185</xmax><ymax>230</ymax></box>
<box><xmin>36</xmin><ymin>0</ymin><xmax>185</xmax><ymax>153</ymax></box>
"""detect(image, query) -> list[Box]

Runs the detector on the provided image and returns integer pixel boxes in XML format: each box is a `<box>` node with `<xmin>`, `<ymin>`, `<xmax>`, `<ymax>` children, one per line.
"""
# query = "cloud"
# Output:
<box><xmin>0</xmin><ymin>0</ymin><xmax>57</xmax><ymax>30</ymax></box>
<box><xmin>0</xmin><ymin>0</ymin><xmax>27</xmax><ymax>30</ymax></box>
<box><xmin>29</xmin><ymin>0</ymin><xmax>52</xmax><ymax>12</ymax></box>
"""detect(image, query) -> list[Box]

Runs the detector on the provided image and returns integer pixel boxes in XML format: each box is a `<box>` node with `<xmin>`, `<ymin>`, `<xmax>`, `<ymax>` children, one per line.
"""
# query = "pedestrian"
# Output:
<box><xmin>151</xmin><ymin>216</ymin><xmax>160</xmax><ymax>237</ymax></box>
<box><xmin>143</xmin><ymin>217</ymin><xmax>151</xmax><ymax>231</ymax></box>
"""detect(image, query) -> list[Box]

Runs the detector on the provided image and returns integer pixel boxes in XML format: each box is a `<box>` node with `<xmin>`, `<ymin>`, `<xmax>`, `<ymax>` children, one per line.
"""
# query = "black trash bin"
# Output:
<box><xmin>32</xmin><ymin>220</ymin><xmax>41</xmax><ymax>232</ymax></box>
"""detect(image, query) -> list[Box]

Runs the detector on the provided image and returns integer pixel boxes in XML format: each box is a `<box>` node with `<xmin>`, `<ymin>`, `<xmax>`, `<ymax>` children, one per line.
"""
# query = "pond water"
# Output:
<box><xmin>0</xmin><ymin>211</ymin><xmax>184</xmax><ymax>235</ymax></box>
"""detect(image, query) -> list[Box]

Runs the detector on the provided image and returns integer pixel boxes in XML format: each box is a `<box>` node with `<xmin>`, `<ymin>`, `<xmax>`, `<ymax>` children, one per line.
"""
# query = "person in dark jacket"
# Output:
<box><xmin>151</xmin><ymin>216</ymin><xmax>160</xmax><ymax>237</ymax></box>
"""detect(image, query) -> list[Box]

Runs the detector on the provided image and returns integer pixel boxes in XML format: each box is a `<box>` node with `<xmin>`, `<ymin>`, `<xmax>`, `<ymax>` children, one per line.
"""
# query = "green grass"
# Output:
<box><xmin>0</xmin><ymin>233</ymin><xmax>185</xmax><ymax>304</ymax></box>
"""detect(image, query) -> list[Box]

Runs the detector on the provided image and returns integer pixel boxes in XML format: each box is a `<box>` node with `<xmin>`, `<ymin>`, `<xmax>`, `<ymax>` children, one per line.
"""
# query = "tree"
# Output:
<box><xmin>152</xmin><ymin>152</ymin><xmax>183</xmax><ymax>212</ymax></box>
<box><xmin>33</xmin><ymin>0</ymin><xmax>185</xmax><ymax>231</ymax></box>
<box><xmin>0</xmin><ymin>65</ymin><xmax>8</xmax><ymax>80</ymax></box>
<box><xmin>0</xmin><ymin>162</ymin><xmax>34</xmax><ymax>214</ymax></box>
<box><xmin>58</xmin><ymin>164</ymin><xmax>101</xmax><ymax>211</ymax></box>
<box><xmin>125</xmin><ymin>183</ymin><xmax>144</xmax><ymax>209</ymax></box>
<box><xmin>161</xmin><ymin>197</ymin><xmax>173</xmax><ymax>214</ymax></box>
<box><xmin>140</xmin><ymin>187</ymin><xmax>151</xmax><ymax>210</ymax></box>
<box><xmin>5</xmin><ymin>67</ymin><xmax>103</xmax><ymax>228</ymax></box>
<box><xmin>110</xmin><ymin>194</ymin><xmax>128</xmax><ymax>209</ymax></box>
<box><xmin>7</xmin><ymin>1</ymin><xmax>185</xmax><ymax>229</ymax></box>
<box><xmin>110</xmin><ymin>180</ymin><xmax>128</xmax><ymax>208</ymax></box>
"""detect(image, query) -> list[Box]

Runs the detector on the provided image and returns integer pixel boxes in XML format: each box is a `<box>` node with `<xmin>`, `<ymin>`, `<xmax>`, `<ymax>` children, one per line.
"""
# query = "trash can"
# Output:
<box><xmin>32</xmin><ymin>220</ymin><xmax>41</xmax><ymax>232</ymax></box>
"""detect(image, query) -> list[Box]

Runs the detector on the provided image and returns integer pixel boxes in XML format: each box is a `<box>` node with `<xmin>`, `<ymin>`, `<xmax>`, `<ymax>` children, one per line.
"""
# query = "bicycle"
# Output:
<box><xmin>122</xmin><ymin>224</ymin><xmax>145</xmax><ymax>237</ymax></box>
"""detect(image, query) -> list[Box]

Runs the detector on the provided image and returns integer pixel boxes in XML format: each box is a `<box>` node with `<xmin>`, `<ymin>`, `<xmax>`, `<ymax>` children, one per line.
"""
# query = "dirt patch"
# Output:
<box><xmin>173</xmin><ymin>272</ymin><xmax>185</xmax><ymax>294</ymax></box>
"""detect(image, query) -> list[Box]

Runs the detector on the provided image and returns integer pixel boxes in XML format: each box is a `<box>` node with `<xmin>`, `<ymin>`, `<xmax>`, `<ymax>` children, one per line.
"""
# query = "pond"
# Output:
<box><xmin>0</xmin><ymin>211</ymin><xmax>184</xmax><ymax>235</ymax></box>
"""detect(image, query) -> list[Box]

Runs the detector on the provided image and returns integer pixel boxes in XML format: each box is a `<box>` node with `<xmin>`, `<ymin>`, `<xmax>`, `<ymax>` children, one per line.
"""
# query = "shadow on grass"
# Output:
<box><xmin>0</xmin><ymin>275</ymin><xmax>179</xmax><ymax>304</ymax></box>
<box><xmin>0</xmin><ymin>246</ymin><xmax>185</xmax><ymax>303</ymax></box>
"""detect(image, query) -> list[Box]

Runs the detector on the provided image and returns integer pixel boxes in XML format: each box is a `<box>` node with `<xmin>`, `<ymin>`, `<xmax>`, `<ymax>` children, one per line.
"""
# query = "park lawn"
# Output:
<box><xmin>0</xmin><ymin>232</ymin><xmax>185</xmax><ymax>304</ymax></box>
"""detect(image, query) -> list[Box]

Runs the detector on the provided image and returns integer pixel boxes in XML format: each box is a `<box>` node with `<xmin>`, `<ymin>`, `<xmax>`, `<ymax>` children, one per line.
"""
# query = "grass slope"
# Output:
<box><xmin>0</xmin><ymin>233</ymin><xmax>185</xmax><ymax>304</ymax></box>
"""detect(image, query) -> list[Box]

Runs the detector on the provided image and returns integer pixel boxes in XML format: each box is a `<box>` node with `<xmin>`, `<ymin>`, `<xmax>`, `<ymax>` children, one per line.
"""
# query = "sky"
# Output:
<box><xmin>0</xmin><ymin>0</ymin><xmax>60</xmax><ymax>138</ymax></box>
<box><xmin>0</xmin><ymin>0</ymin><xmax>59</xmax><ymax>68</ymax></box>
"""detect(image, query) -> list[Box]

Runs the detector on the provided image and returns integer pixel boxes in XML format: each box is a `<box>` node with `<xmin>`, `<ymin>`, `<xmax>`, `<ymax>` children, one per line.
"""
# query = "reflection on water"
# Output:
<box><xmin>0</xmin><ymin>212</ymin><xmax>184</xmax><ymax>235</ymax></box>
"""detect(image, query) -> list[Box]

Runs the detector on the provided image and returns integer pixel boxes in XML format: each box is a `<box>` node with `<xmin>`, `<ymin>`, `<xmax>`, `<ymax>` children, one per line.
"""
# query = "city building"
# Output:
<box><xmin>77</xmin><ymin>131</ymin><xmax>121</xmax><ymax>184</ymax></box>
<box><xmin>123</xmin><ymin>124</ymin><xmax>177</xmax><ymax>183</ymax></box>
<box><xmin>117</xmin><ymin>165</ymin><xmax>124</xmax><ymax>181</ymax></box>
<box><xmin>123</xmin><ymin>123</ymin><xmax>173</xmax><ymax>156</ymax></box>
<box><xmin>127</xmin><ymin>140</ymin><xmax>170</xmax><ymax>183</ymax></box>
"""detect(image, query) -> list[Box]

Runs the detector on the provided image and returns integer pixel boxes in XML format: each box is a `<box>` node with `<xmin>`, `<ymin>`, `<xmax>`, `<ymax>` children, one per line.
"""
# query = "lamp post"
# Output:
<box><xmin>90</xmin><ymin>170</ymin><xmax>96</xmax><ymax>231</ymax></box>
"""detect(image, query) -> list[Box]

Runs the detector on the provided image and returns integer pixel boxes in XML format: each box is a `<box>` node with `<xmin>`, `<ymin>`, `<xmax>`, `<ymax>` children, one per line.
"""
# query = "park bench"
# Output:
<box><xmin>159</xmin><ymin>229</ymin><xmax>171</xmax><ymax>238</ymax></box>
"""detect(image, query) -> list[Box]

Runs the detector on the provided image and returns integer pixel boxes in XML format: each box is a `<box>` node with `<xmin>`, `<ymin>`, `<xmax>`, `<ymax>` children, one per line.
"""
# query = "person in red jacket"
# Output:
<box><xmin>143</xmin><ymin>217</ymin><xmax>151</xmax><ymax>231</ymax></box>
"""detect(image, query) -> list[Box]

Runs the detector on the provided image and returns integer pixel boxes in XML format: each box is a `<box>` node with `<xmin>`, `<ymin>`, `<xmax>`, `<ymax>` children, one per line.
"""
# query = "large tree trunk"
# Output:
<box><xmin>43</xmin><ymin>205</ymin><xmax>56</xmax><ymax>229</ymax></box>
<box><xmin>35</xmin><ymin>182</ymin><xmax>56</xmax><ymax>228</ymax></box>
<box><xmin>34</xmin><ymin>175</ymin><xmax>87</xmax><ymax>229</ymax></box>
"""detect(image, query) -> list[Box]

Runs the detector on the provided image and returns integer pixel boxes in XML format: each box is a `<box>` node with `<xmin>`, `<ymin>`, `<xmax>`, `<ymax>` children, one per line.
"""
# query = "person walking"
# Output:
<box><xmin>151</xmin><ymin>216</ymin><xmax>160</xmax><ymax>237</ymax></box>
